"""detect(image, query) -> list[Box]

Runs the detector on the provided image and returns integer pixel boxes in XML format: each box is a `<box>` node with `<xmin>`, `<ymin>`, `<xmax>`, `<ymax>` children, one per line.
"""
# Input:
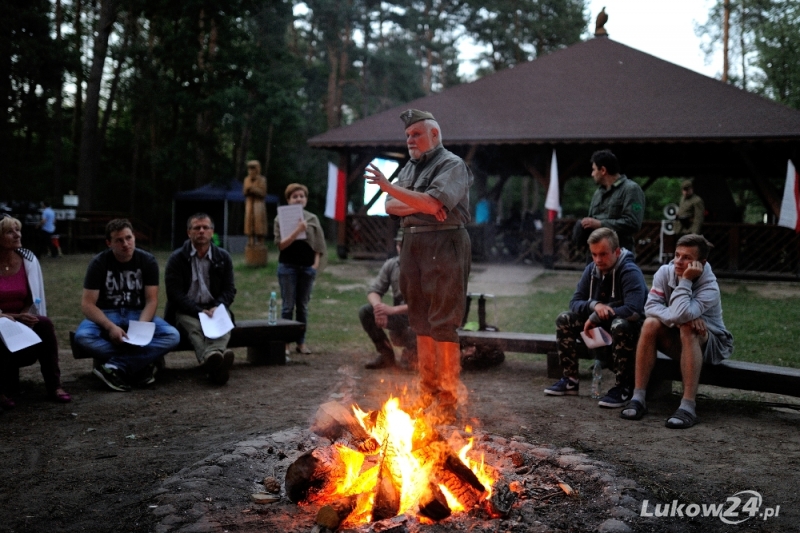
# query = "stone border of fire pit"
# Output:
<box><xmin>146</xmin><ymin>425</ymin><xmax>657</xmax><ymax>533</ymax></box>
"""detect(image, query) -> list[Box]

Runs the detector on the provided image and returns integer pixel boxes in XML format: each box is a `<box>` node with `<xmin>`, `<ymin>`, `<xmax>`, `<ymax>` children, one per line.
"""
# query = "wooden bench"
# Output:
<box><xmin>457</xmin><ymin>330</ymin><xmax>800</xmax><ymax>398</ymax></box>
<box><xmin>70</xmin><ymin>319</ymin><xmax>305</xmax><ymax>366</ymax></box>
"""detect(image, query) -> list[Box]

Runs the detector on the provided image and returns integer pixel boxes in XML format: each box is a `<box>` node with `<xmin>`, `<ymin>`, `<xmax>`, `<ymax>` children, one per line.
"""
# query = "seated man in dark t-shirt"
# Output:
<box><xmin>74</xmin><ymin>219</ymin><xmax>180</xmax><ymax>392</ymax></box>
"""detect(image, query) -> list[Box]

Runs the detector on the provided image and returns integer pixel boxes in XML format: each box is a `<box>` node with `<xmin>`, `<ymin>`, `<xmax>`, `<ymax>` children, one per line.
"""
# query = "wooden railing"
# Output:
<box><xmin>345</xmin><ymin>214</ymin><xmax>398</xmax><ymax>260</ymax></box>
<box><xmin>551</xmin><ymin>219</ymin><xmax>800</xmax><ymax>279</ymax></box>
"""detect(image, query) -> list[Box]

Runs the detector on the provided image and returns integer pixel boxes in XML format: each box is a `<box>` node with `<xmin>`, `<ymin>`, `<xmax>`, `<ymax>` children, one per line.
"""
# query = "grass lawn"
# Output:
<box><xmin>39</xmin><ymin>247</ymin><xmax>800</xmax><ymax>369</ymax></box>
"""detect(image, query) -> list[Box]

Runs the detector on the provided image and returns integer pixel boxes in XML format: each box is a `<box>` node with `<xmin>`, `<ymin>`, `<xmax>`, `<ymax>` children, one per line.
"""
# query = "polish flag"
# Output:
<box><xmin>325</xmin><ymin>162</ymin><xmax>346</xmax><ymax>221</ymax></box>
<box><xmin>778</xmin><ymin>159</ymin><xmax>800</xmax><ymax>233</ymax></box>
<box><xmin>545</xmin><ymin>149</ymin><xmax>560</xmax><ymax>222</ymax></box>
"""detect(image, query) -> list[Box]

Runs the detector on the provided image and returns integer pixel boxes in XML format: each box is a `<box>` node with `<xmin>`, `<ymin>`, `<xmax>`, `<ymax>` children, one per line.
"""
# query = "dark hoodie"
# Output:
<box><xmin>568</xmin><ymin>249</ymin><xmax>647</xmax><ymax>325</ymax></box>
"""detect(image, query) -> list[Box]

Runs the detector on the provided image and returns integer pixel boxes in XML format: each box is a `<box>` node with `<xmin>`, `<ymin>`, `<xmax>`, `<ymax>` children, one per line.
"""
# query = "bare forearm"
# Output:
<box><xmin>383</xmin><ymin>184</ymin><xmax>442</xmax><ymax>215</ymax></box>
<box><xmin>385</xmin><ymin>199</ymin><xmax>419</xmax><ymax>216</ymax></box>
<box><xmin>82</xmin><ymin>302</ymin><xmax>116</xmax><ymax>331</ymax></box>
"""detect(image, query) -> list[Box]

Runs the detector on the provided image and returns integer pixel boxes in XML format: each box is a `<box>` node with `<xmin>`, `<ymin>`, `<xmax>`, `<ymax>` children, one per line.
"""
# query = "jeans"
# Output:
<box><xmin>74</xmin><ymin>309</ymin><xmax>181</xmax><ymax>375</ymax></box>
<box><xmin>278</xmin><ymin>263</ymin><xmax>316</xmax><ymax>344</ymax></box>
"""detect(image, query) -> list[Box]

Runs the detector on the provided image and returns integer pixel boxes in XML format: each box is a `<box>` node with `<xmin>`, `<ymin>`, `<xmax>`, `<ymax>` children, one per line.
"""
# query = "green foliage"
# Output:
<box><xmin>697</xmin><ymin>0</ymin><xmax>800</xmax><ymax>108</ymax></box>
<box><xmin>462</xmin><ymin>0</ymin><xmax>588</xmax><ymax>73</ymax></box>
<box><xmin>753</xmin><ymin>0</ymin><xmax>800</xmax><ymax>109</ymax></box>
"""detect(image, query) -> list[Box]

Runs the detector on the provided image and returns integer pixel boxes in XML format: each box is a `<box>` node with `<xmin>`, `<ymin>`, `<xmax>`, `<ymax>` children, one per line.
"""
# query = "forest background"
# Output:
<box><xmin>2</xmin><ymin>0</ymin><xmax>799</xmax><ymax>245</ymax></box>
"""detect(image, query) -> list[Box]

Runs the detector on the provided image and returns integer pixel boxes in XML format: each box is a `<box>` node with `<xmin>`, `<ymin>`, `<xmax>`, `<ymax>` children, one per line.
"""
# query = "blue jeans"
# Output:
<box><xmin>278</xmin><ymin>263</ymin><xmax>316</xmax><ymax>344</ymax></box>
<box><xmin>74</xmin><ymin>309</ymin><xmax>181</xmax><ymax>375</ymax></box>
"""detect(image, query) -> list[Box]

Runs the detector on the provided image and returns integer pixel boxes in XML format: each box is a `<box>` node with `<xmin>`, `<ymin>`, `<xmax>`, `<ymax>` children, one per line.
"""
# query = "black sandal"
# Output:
<box><xmin>665</xmin><ymin>408</ymin><xmax>698</xmax><ymax>429</ymax></box>
<box><xmin>620</xmin><ymin>400</ymin><xmax>647</xmax><ymax>420</ymax></box>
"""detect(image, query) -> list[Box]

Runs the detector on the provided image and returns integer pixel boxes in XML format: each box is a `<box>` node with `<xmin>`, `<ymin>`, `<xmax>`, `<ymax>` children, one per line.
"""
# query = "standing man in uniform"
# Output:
<box><xmin>365</xmin><ymin>109</ymin><xmax>472</xmax><ymax>423</ymax></box>
<box><xmin>676</xmin><ymin>180</ymin><xmax>704</xmax><ymax>236</ymax></box>
<box><xmin>165</xmin><ymin>213</ymin><xmax>237</xmax><ymax>385</ymax></box>
<box><xmin>578</xmin><ymin>150</ymin><xmax>645</xmax><ymax>256</ymax></box>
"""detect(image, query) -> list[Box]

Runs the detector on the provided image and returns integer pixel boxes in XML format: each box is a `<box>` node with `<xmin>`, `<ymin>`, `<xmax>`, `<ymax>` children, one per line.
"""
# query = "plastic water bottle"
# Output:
<box><xmin>30</xmin><ymin>298</ymin><xmax>41</xmax><ymax>316</ymax></box>
<box><xmin>268</xmin><ymin>292</ymin><xmax>278</xmax><ymax>325</ymax></box>
<box><xmin>591</xmin><ymin>359</ymin><xmax>603</xmax><ymax>399</ymax></box>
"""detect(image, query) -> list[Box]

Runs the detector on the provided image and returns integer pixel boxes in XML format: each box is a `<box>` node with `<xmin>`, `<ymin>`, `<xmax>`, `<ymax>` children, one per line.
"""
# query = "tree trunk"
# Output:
<box><xmin>77</xmin><ymin>0</ymin><xmax>117</xmax><ymax>210</ymax></box>
<box><xmin>53</xmin><ymin>0</ymin><xmax>64</xmax><ymax>197</ymax></box>
<box><xmin>722</xmin><ymin>0</ymin><xmax>730</xmax><ymax>82</ymax></box>
<box><xmin>71</xmin><ymin>0</ymin><xmax>83</xmax><ymax>173</ymax></box>
<box><xmin>194</xmin><ymin>11</ymin><xmax>218</xmax><ymax>186</ymax></box>
<box><xmin>100</xmin><ymin>16</ymin><xmax>131</xmax><ymax>153</ymax></box>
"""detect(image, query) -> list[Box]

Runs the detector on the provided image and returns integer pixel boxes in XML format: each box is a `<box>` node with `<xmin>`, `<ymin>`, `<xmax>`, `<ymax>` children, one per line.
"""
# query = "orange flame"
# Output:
<box><xmin>322</xmin><ymin>396</ymin><xmax>496</xmax><ymax>526</ymax></box>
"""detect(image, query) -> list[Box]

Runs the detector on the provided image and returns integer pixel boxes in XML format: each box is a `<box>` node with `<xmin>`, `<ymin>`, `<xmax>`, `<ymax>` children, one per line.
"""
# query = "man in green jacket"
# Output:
<box><xmin>579</xmin><ymin>150</ymin><xmax>645</xmax><ymax>256</ymax></box>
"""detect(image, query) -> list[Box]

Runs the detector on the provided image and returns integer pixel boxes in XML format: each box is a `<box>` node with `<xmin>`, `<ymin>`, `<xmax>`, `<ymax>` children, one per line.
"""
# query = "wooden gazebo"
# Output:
<box><xmin>308</xmin><ymin>37</ymin><xmax>800</xmax><ymax>278</ymax></box>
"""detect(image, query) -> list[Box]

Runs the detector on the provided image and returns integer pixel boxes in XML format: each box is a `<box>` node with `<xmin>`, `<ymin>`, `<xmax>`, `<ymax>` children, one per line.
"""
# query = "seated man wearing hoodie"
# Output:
<box><xmin>621</xmin><ymin>234</ymin><xmax>733</xmax><ymax>429</ymax></box>
<box><xmin>544</xmin><ymin>228</ymin><xmax>647</xmax><ymax>408</ymax></box>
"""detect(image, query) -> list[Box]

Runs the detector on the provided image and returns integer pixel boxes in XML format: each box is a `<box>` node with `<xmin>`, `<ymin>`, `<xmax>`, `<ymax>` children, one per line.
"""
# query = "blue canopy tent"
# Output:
<box><xmin>172</xmin><ymin>179</ymin><xmax>279</xmax><ymax>251</ymax></box>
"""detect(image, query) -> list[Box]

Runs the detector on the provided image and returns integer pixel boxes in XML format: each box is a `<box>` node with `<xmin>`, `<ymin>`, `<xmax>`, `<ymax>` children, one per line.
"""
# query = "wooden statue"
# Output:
<box><xmin>243</xmin><ymin>160</ymin><xmax>268</xmax><ymax>246</ymax></box>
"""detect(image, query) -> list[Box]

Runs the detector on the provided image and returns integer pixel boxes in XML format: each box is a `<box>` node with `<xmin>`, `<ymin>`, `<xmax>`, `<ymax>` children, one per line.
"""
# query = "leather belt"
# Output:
<box><xmin>406</xmin><ymin>224</ymin><xmax>463</xmax><ymax>234</ymax></box>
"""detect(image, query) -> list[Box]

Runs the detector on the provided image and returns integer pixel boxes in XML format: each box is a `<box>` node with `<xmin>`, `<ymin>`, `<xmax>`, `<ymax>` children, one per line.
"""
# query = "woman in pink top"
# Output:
<box><xmin>0</xmin><ymin>214</ymin><xmax>70</xmax><ymax>408</ymax></box>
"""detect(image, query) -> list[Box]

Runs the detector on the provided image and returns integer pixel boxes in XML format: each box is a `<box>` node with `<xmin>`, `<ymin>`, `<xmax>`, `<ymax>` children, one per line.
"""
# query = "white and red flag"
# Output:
<box><xmin>545</xmin><ymin>148</ymin><xmax>561</xmax><ymax>222</ymax></box>
<box><xmin>778</xmin><ymin>159</ymin><xmax>800</xmax><ymax>233</ymax></box>
<box><xmin>325</xmin><ymin>162</ymin><xmax>346</xmax><ymax>221</ymax></box>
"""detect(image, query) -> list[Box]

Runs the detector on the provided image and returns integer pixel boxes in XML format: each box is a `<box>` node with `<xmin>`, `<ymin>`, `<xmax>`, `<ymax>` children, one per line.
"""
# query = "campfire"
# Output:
<box><xmin>284</xmin><ymin>397</ymin><xmax>513</xmax><ymax>529</ymax></box>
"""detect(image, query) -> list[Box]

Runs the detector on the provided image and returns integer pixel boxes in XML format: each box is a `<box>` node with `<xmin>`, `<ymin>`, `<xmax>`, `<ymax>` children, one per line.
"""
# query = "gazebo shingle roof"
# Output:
<box><xmin>308</xmin><ymin>37</ymin><xmax>800</xmax><ymax>149</ymax></box>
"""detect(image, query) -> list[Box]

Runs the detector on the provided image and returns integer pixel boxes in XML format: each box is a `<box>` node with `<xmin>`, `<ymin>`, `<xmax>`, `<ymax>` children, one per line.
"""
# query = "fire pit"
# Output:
<box><xmin>148</xmin><ymin>385</ymin><xmax>648</xmax><ymax>533</ymax></box>
<box><xmin>284</xmin><ymin>398</ymin><xmax>502</xmax><ymax>528</ymax></box>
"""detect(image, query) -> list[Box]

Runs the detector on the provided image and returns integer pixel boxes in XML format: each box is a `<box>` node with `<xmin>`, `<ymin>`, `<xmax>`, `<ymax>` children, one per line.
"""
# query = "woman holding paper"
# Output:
<box><xmin>0</xmin><ymin>214</ymin><xmax>71</xmax><ymax>407</ymax></box>
<box><xmin>274</xmin><ymin>183</ymin><xmax>327</xmax><ymax>354</ymax></box>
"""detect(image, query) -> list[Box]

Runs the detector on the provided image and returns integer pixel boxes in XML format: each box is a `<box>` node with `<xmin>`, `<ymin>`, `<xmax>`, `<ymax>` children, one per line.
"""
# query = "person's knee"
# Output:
<box><xmin>679</xmin><ymin>322</ymin><xmax>701</xmax><ymax>344</ymax></box>
<box><xmin>640</xmin><ymin>317</ymin><xmax>662</xmax><ymax>339</ymax></box>
<box><xmin>358</xmin><ymin>304</ymin><xmax>374</xmax><ymax>326</ymax></box>
<box><xmin>555</xmin><ymin>312</ymin><xmax>573</xmax><ymax>328</ymax></box>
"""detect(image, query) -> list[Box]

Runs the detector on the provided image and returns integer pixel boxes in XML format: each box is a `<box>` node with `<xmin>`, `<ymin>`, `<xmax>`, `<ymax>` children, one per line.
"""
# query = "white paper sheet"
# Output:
<box><xmin>277</xmin><ymin>204</ymin><xmax>307</xmax><ymax>240</ymax></box>
<box><xmin>0</xmin><ymin>317</ymin><xmax>42</xmax><ymax>353</ymax></box>
<box><xmin>580</xmin><ymin>327</ymin><xmax>612</xmax><ymax>349</ymax></box>
<box><xmin>198</xmin><ymin>304</ymin><xmax>234</xmax><ymax>339</ymax></box>
<box><xmin>123</xmin><ymin>320</ymin><xmax>156</xmax><ymax>346</ymax></box>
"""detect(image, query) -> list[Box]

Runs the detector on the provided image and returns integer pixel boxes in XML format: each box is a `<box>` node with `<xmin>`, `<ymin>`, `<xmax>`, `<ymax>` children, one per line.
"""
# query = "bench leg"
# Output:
<box><xmin>546</xmin><ymin>351</ymin><xmax>561</xmax><ymax>380</ymax></box>
<box><xmin>247</xmin><ymin>341</ymin><xmax>287</xmax><ymax>366</ymax></box>
<box><xmin>646</xmin><ymin>378</ymin><xmax>673</xmax><ymax>401</ymax></box>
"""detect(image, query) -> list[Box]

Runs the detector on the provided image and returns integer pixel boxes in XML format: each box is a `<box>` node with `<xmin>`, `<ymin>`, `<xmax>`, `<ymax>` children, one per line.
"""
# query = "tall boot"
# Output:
<box><xmin>365</xmin><ymin>339</ymin><xmax>396</xmax><ymax>369</ymax></box>
<box><xmin>434</xmin><ymin>341</ymin><xmax>463</xmax><ymax>423</ymax></box>
<box><xmin>415</xmin><ymin>335</ymin><xmax>438</xmax><ymax>404</ymax></box>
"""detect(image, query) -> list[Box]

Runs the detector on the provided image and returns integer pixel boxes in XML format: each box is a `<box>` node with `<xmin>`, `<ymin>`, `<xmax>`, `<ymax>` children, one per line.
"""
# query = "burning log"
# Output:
<box><xmin>372</xmin><ymin>457</ymin><xmax>401</xmax><ymax>521</ymax></box>
<box><xmin>315</xmin><ymin>495</ymin><xmax>358</xmax><ymax>530</ymax></box>
<box><xmin>417</xmin><ymin>482</ymin><xmax>451</xmax><ymax>521</ymax></box>
<box><xmin>285</xmin><ymin>446</ymin><xmax>347</xmax><ymax>503</ymax></box>
<box><xmin>414</xmin><ymin>441</ymin><xmax>486</xmax><ymax>510</ymax></box>
<box><xmin>311</xmin><ymin>401</ymin><xmax>379</xmax><ymax>453</ymax></box>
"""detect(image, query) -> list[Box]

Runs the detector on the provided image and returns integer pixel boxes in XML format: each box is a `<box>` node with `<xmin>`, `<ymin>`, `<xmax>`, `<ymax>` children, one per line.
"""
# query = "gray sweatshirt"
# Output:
<box><xmin>645</xmin><ymin>261</ymin><xmax>734</xmax><ymax>363</ymax></box>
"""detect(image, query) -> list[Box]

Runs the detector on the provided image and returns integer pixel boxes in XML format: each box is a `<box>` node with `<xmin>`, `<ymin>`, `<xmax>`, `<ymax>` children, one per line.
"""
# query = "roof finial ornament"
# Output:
<box><xmin>594</xmin><ymin>7</ymin><xmax>609</xmax><ymax>37</ymax></box>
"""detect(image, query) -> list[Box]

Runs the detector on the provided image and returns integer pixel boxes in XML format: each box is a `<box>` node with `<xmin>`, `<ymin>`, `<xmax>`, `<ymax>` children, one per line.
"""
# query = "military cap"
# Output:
<box><xmin>400</xmin><ymin>109</ymin><xmax>435</xmax><ymax>128</ymax></box>
<box><xmin>681</xmin><ymin>179</ymin><xmax>693</xmax><ymax>189</ymax></box>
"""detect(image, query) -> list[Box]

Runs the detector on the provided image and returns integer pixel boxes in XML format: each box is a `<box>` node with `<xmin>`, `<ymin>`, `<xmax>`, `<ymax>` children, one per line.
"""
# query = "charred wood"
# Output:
<box><xmin>315</xmin><ymin>495</ymin><xmax>357</xmax><ymax>530</ymax></box>
<box><xmin>285</xmin><ymin>447</ymin><xmax>344</xmax><ymax>503</ymax></box>
<box><xmin>488</xmin><ymin>479</ymin><xmax>517</xmax><ymax>517</ymax></box>
<box><xmin>310</xmin><ymin>401</ymin><xmax>379</xmax><ymax>453</ymax></box>
<box><xmin>417</xmin><ymin>482</ymin><xmax>451</xmax><ymax>521</ymax></box>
